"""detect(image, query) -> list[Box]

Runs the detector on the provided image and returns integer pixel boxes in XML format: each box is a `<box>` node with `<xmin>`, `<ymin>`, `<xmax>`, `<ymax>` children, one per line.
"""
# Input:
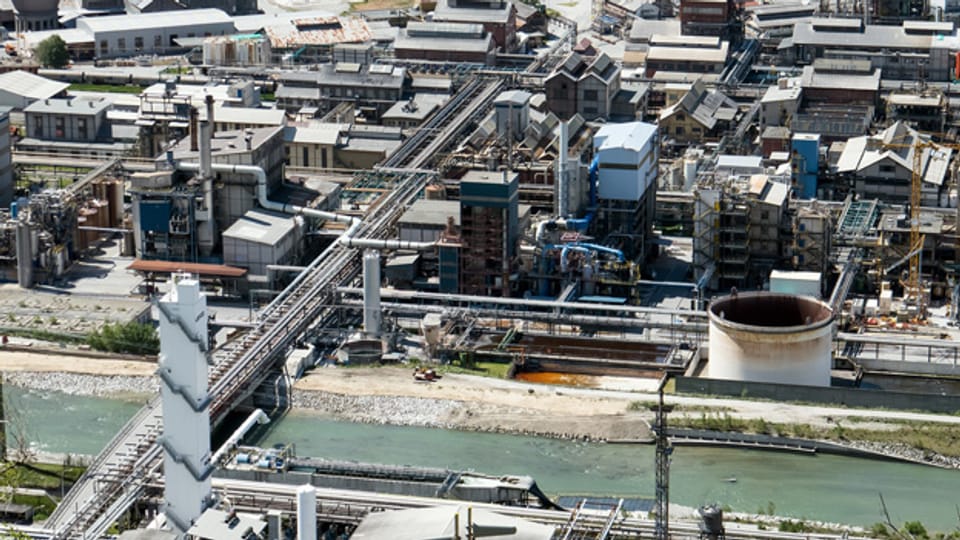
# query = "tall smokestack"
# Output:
<box><xmin>189</xmin><ymin>107</ymin><xmax>199</xmax><ymax>152</ymax></box>
<box><xmin>205</xmin><ymin>94</ymin><xmax>215</xmax><ymax>134</ymax></box>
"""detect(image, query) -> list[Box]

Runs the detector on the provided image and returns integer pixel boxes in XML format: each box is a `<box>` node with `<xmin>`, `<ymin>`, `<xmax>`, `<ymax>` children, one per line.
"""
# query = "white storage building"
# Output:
<box><xmin>77</xmin><ymin>9</ymin><xmax>235</xmax><ymax>58</ymax></box>
<box><xmin>594</xmin><ymin>121</ymin><xmax>658</xmax><ymax>201</ymax></box>
<box><xmin>222</xmin><ymin>209</ymin><xmax>301</xmax><ymax>280</ymax></box>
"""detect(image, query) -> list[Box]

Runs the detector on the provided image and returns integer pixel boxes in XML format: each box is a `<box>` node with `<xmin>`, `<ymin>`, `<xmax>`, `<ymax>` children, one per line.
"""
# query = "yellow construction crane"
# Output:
<box><xmin>883</xmin><ymin>136</ymin><xmax>960</xmax><ymax>317</ymax></box>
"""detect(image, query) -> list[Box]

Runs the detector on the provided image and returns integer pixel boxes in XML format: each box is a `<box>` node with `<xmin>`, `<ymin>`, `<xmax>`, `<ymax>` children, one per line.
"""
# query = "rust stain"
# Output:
<box><xmin>514</xmin><ymin>371</ymin><xmax>600</xmax><ymax>388</ymax></box>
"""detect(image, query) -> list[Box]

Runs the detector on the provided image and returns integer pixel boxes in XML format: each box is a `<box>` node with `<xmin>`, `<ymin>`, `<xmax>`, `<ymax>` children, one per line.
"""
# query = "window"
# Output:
<box><xmin>760</xmin><ymin>210</ymin><xmax>770</xmax><ymax>220</ymax></box>
<box><xmin>675</xmin><ymin>126</ymin><xmax>685</xmax><ymax>136</ymax></box>
<box><xmin>78</xmin><ymin>118</ymin><xmax>87</xmax><ymax>140</ymax></box>
<box><xmin>154</xmin><ymin>35</ymin><xmax>163</xmax><ymax>48</ymax></box>
<box><xmin>583</xmin><ymin>89</ymin><xmax>598</xmax><ymax>101</ymax></box>
<box><xmin>321</xmin><ymin>148</ymin><xmax>328</xmax><ymax>169</ymax></box>
<box><xmin>32</xmin><ymin>116</ymin><xmax>42</xmax><ymax>138</ymax></box>
<box><xmin>302</xmin><ymin>147</ymin><xmax>309</xmax><ymax>167</ymax></box>
<box><xmin>879</xmin><ymin>164</ymin><xmax>896</xmax><ymax>174</ymax></box>
<box><xmin>100</xmin><ymin>40</ymin><xmax>108</xmax><ymax>53</ymax></box>
<box><xmin>676</xmin><ymin>113</ymin><xmax>685</xmax><ymax>122</ymax></box>
<box><xmin>54</xmin><ymin>117</ymin><xmax>64</xmax><ymax>138</ymax></box>
<box><xmin>117</xmin><ymin>38</ymin><xmax>126</xmax><ymax>52</ymax></box>
<box><xmin>134</xmin><ymin>37</ymin><xmax>144</xmax><ymax>51</ymax></box>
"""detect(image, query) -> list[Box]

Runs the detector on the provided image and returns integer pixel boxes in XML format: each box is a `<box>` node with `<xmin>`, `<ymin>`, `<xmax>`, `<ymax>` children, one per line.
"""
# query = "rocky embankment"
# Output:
<box><xmin>4</xmin><ymin>371</ymin><xmax>157</xmax><ymax>398</ymax></box>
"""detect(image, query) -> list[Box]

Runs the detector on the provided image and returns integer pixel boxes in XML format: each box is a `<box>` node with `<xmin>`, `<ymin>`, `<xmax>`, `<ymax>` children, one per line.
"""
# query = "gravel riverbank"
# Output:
<box><xmin>4</xmin><ymin>371</ymin><xmax>157</xmax><ymax>399</ymax></box>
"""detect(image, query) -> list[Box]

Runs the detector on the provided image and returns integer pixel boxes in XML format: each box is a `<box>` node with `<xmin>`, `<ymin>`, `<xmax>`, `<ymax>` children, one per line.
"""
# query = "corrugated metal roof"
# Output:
<box><xmin>127</xmin><ymin>259</ymin><xmax>247</xmax><ymax>277</ymax></box>
<box><xmin>223</xmin><ymin>209</ymin><xmax>297</xmax><ymax>246</ymax></box>
<box><xmin>78</xmin><ymin>8</ymin><xmax>233</xmax><ymax>33</ymax></box>
<box><xmin>0</xmin><ymin>70</ymin><xmax>69</xmax><ymax>102</ymax></box>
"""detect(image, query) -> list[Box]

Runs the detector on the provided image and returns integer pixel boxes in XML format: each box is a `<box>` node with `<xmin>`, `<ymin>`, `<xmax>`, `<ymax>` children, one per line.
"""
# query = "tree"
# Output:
<box><xmin>87</xmin><ymin>321</ymin><xmax>159</xmax><ymax>355</ymax></box>
<box><xmin>35</xmin><ymin>35</ymin><xmax>69</xmax><ymax>69</ymax></box>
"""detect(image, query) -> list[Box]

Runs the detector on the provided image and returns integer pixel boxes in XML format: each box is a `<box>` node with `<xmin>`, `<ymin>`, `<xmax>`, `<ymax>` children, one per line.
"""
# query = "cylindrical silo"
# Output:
<box><xmin>707</xmin><ymin>292</ymin><xmax>834</xmax><ymax>387</ymax></box>
<box><xmin>363</xmin><ymin>249</ymin><xmax>381</xmax><ymax>338</ymax></box>
<box><xmin>296</xmin><ymin>484</ymin><xmax>317</xmax><ymax>540</ymax></box>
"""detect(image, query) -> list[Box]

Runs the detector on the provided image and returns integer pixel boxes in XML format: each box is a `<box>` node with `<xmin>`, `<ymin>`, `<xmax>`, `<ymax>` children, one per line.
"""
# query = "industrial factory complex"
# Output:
<box><xmin>0</xmin><ymin>0</ymin><xmax>959</xmax><ymax>537</ymax></box>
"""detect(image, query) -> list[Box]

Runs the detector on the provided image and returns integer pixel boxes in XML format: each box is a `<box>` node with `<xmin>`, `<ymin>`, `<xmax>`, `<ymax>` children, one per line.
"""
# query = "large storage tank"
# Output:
<box><xmin>707</xmin><ymin>292</ymin><xmax>834</xmax><ymax>387</ymax></box>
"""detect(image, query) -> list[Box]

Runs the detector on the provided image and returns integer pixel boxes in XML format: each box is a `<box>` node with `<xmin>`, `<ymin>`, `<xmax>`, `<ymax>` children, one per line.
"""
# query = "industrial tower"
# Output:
<box><xmin>653</xmin><ymin>388</ymin><xmax>673</xmax><ymax>540</ymax></box>
<box><xmin>158</xmin><ymin>274</ymin><xmax>212</xmax><ymax>536</ymax></box>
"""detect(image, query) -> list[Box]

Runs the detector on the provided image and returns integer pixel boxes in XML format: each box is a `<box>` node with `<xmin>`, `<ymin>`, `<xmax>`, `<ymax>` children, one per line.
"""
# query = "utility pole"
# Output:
<box><xmin>652</xmin><ymin>386</ymin><xmax>674</xmax><ymax>540</ymax></box>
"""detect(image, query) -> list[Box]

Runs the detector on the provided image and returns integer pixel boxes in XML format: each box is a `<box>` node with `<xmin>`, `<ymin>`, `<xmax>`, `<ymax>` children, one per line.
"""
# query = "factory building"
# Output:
<box><xmin>459</xmin><ymin>170</ymin><xmax>519</xmax><ymax>296</ymax></box>
<box><xmin>222</xmin><ymin>209</ymin><xmax>301</xmax><ymax>282</ymax></box>
<box><xmin>836</xmin><ymin>121</ymin><xmax>953</xmax><ymax>206</ymax></box>
<box><xmin>782</xmin><ymin>19</ymin><xmax>959</xmax><ymax>82</ymax></box>
<box><xmin>202</xmin><ymin>34</ymin><xmax>271</xmax><ymax>66</ymax></box>
<box><xmin>694</xmin><ymin>175</ymin><xmax>790</xmax><ymax>290</ymax></box>
<box><xmin>657</xmin><ymin>80</ymin><xmax>737</xmax><ymax>145</ymax></box>
<box><xmin>0</xmin><ymin>71</ymin><xmax>69</xmax><ymax>110</ymax></box>
<box><xmin>17</xmin><ymin>97</ymin><xmax>134</xmax><ymax>158</ymax></box>
<box><xmin>131</xmin><ymin>126</ymin><xmax>285</xmax><ymax>262</ymax></box>
<box><xmin>11</xmin><ymin>0</ymin><xmax>58</xmax><ymax>32</ymax></box>
<box><xmin>593</xmin><ymin>121</ymin><xmax>658</xmax><ymax>262</ymax></box>
<box><xmin>394</xmin><ymin>22</ymin><xmax>496</xmax><ymax>65</ymax></box>
<box><xmin>126</xmin><ymin>0</ymin><xmax>258</xmax><ymax>15</ymax></box>
<box><xmin>77</xmin><ymin>8</ymin><xmax>235</xmax><ymax>58</ymax></box>
<box><xmin>275</xmin><ymin>64</ymin><xmax>409</xmax><ymax>118</ymax></box>
<box><xmin>432</xmin><ymin>0</ymin><xmax>518</xmax><ymax>52</ymax></box>
<box><xmin>544</xmin><ymin>52</ymin><xmax>621</xmax><ymax>121</ymax></box>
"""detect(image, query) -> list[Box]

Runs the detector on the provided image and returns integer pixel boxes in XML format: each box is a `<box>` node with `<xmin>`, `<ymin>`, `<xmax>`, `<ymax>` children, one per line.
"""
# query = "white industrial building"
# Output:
<box><xmin>76</xmin><ymin>8</ymin><xmax>235</xmax><ymax>58</ymax></box>
<box><xmin>594</xmin><ymin>121</ymin><xmax>658</xmax><ymax>201</ymax></box>
<box><xmin>202</xmin><ymin>34</ymin><xmax>271</xmax><ymax>66</ymax></box>
<box><xmin>0</xmin><ymin>71</ymin><xmax>69</xmax><ymax>110</ymax></box>
<box><xmin>592</xmin><ymin>121</ymin><xmax>659</xmax><ymax>260</ymax></box>
<box><xmin>222</xmin><ymin>209</ymin><xmax>301</xmax><ymax>280</ymax></box>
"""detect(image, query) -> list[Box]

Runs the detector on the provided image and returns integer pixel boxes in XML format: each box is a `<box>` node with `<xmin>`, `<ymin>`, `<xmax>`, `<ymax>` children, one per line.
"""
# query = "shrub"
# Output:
<box><xmin>87</xmin><ymin>321</ymin><xmax>159</xmax><ymax>355</ymax></box>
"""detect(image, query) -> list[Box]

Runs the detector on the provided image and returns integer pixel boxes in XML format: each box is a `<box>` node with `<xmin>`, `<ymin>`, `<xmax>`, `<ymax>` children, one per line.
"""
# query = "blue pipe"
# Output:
<box><xmin>570</xmin><ymin>242</ymin><xmax>624</xmax><ymax>262</ymax></box>
<box><xmin>560</xmin><ymin>245</ymin><xmax>593</xmax><ymax>273</ymax></box>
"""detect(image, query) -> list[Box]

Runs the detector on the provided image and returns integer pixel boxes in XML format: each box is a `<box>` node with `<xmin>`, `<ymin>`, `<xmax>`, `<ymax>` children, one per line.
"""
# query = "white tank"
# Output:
<box><xmin>296</xmin><ymin>484</ymin><xmax>317</xmax><ymax>540</ymax></box>
<box><xmin>421</xmin><ymin>313</ymin><xmax>442</xmax><ymax>347</ymax></box>
<box><xmin>707</xmin><ymin>292</ymin><xmax>834</xmax><ymax>387</ymax></box>
<box><xmin>683</xmin><ymin>158</ymin><xmax>698</xmax><ymax>191</ymax></box>
<box><xmin>362</xmin><ymin>250</ymin><xmax>381</xmax><ymax>338</ymax></box>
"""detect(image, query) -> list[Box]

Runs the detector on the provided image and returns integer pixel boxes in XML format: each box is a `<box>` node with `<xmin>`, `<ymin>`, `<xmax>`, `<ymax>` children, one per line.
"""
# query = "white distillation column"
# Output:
<box><xmin>363</xmin><ymin>249</ymin><xmax>382</xmax><ymax>338</ymax></box>
<box><xmin>557</xmin><ymin>120</ymin><xmax>569</xmax><ymax>218</ymax></box>
<box><xmin>158</xmin><ymin>274</ymin><xmax>212</xmax><ymax>536</ymax></box>
<box><xmin>297</xmin><ymin>484</ymin><xmax>317</xmax><ymax>540</ymax></box>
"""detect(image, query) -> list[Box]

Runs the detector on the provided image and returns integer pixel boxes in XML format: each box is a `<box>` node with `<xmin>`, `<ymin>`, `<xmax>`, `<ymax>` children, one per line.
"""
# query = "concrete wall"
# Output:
<box><xmin>675</xmin><ymin>376</ymin><xmax>960</xmax><ymax>414</ymax></box>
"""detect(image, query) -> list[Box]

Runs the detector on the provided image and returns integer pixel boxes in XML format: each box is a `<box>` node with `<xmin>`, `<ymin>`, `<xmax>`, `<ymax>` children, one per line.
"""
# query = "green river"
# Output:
<box><xmin>6</xmin><ymin>387</ymin><xmax>960</xmax><ymax>532</ymax></box>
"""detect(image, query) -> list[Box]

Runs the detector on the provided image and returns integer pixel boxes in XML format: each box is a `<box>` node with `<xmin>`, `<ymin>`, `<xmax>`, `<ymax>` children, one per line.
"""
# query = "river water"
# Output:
<box><xmin>7</xmin><ymin>387</ymin><xmax>960</xmax><ymax>531</ymax></box>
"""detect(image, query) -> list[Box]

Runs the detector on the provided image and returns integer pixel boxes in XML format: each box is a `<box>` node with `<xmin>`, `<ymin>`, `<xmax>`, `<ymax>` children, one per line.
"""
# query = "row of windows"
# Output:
<box><xmin>99</xmin><ymin>32</ymin><xmax>215</xmax><ymax>53</ymax></box>
<box><xmin>31</xmin><ymin>115</ymin><xmax>89</xmax><ymax>140</ymax></box>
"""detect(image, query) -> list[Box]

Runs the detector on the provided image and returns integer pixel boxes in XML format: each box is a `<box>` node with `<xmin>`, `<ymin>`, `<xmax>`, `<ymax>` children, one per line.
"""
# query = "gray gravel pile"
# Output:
<box><xmin>292</xmin><ymin>390</ymin><xmax>463</xmax><ymax>428</ymax></box>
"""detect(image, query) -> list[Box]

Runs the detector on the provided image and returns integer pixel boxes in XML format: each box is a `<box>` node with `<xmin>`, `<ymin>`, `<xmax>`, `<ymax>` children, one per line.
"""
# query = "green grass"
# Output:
<box><xmin>68</xmin><ymin>83</ymin><xmax>144</xmax><ymax>94</ymax></box>
<box><xmin>0</xmin><ymin>462</ymin><xmax>86</xmax><ymax>490</ymax></box>
<box><xmin>439</xmin><ymin>361</ymin><xmax>511</xmax><ymax>379</ymax></box>
<box><xmin>627</xmin><ymin>401</ymin><xmax>734</xmax><ymax>413</ymax></box>
<box><xmin>0</xmin><ymin>327</ymin><xmax>86</xmax><ymax>346</ymax></box>
<box><xmin>671</xmin><ymin>412</ymin><xmax>960</xmax><ymax>457</ymax></box>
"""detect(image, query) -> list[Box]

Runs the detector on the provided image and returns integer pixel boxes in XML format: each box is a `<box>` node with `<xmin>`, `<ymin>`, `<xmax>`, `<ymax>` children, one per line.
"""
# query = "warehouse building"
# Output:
<box><xmin>0</xmin><ymin>70</ymin><xmax>69</xmax><ymax>110</ymax></box>
<box><xmin>77</xmin><ymin>8</ymin><xmax>235</xmax><ymax>58</ymax></box>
